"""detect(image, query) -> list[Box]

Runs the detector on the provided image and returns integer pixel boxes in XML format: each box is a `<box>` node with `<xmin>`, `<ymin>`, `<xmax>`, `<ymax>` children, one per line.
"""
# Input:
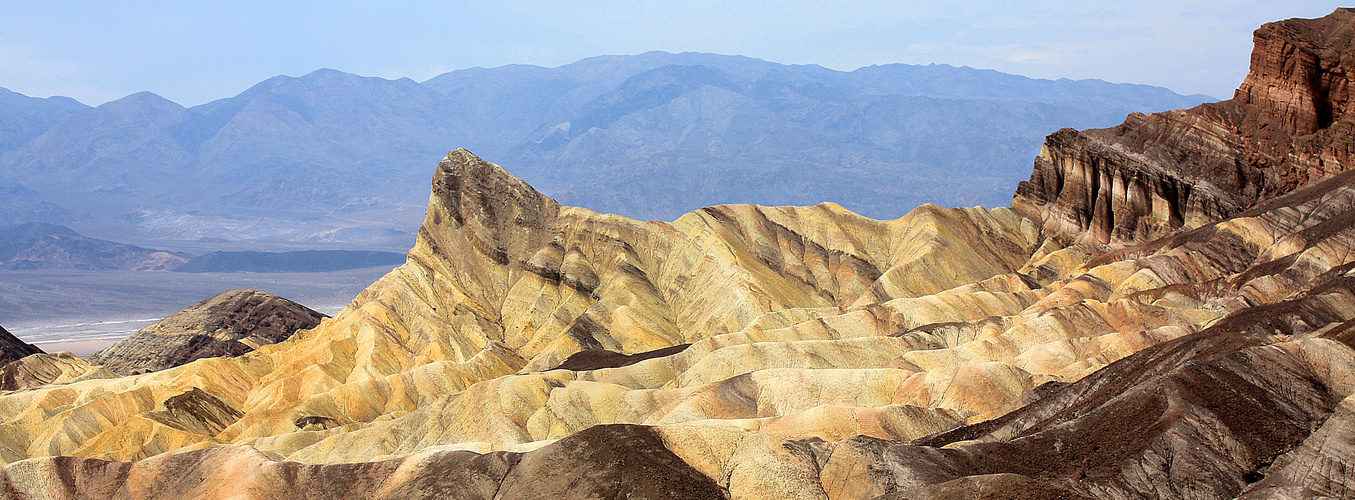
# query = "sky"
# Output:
<box><xmin>0</xmin><ymin>1</ymin><xmax>1345</xmax><ymax>107</ymax></box>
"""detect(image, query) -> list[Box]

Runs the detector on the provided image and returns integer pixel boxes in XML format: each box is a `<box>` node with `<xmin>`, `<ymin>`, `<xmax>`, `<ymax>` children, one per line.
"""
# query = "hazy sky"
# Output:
<box><xmin>1</xmin><ymin>1</ymin><xmax>1344</xmax><ymax>106</ymax></box>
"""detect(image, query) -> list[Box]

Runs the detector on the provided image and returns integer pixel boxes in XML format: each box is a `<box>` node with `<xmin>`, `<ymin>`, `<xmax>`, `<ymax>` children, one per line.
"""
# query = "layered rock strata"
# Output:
<box><xmin>1014</xmin><ymin>8</ymin><xmax>1355</xmax><ymax>245</ymax></box>
<box><xmin>0</xmin><ymin>352</ymin><xmax>114</xmax><ymax>391</ymax></box>
<box><xmin>0</xmin><ymin>144</ymin><xmax>1250</xmax><ymax>498</ymax></box>
<box><xmin>86</xmin><ymin>289</ymin><xmax>326</xmax><ymax>375</ymax></box>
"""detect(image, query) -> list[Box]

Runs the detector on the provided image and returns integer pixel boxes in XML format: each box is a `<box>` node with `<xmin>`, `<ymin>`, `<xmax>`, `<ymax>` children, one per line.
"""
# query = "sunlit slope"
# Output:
<box><xmin>2</xmin><ymin>149</ymin><xmax>1047</xmax><ymax>462</ymax></box>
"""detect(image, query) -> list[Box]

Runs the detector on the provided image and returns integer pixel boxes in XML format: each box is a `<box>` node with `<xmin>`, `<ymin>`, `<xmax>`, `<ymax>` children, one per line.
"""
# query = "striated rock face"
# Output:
<box><xmin>9</xmin><ymin>10</ymin><xmax>1355</xmax><ymax>500</ymax></box>
<box><xmin>0</xmin><ymin>325</ymin><xmax>41</xmax><ymax>366</ymax></box>
<box><xmin>86</xmin><ymin>289</ymin><xmax>326</xmax><ymax>375</ymax></box>
<box><xmin>1236</xmin><ymin>9</ymin><xmax>1355</xmax><ymax>140</ymax></box>
<box><xmin>1014</xmin><ymin>8</ymin><xmax>1355</xmax><ymax>245</ymax></box>
<box><xmin>0</xmin><ymin>352</ymin><xmax>114</xmax><ymax>391</ymax></box>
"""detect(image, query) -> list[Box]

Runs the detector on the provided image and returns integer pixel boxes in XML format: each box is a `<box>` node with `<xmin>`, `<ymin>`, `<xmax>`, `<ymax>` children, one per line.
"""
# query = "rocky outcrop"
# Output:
<box><xmin>140</xmin><ymin>388</ymin><xmax>246</xmax><ymax>437</ymax></box>
<box><xmin>1014</xmin><ymin>8</ymin><xmax>1355</xmax><ymax>245</ymax></box>
<box><xmin>0</xmin><ymin>325</ymin><xmax>41</xmax><ymax>366</ymax></box>
<box><xmin>86</xmin><ymin>289</ymin><xmax>326</xmax><ymax>375</ymax></box>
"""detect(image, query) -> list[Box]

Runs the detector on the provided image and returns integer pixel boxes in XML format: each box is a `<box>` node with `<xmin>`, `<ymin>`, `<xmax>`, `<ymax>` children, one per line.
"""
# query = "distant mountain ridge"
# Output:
<box><xmin>0</xmin><ymin>222</ymin><xmax>186</xmax><ymax>271</ymax></box>
<box><xmin>0</xmin><ymin>222</ymin><xmax>407</xmax><ymax>272</ymax></box>
<box><xmin>0</xmin><ymin>88</ymin><xmax>86</xmax><ymax>153</ymax></box>
<box><xmin>0</xmin><ymin>53</ymin><xmax>1213</xmax><ymax>243</ymax></box>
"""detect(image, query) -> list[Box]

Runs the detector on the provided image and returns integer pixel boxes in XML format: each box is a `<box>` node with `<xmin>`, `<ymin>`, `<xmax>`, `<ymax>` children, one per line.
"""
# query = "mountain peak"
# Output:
<box><xmin>296</xmin><ymin>68</ymin><xmax>370</xmax><ymax>83</ymax></box>
<box><xmin>305</xmin><ymin>68</ymin><xmax>349</xmax><ymax>76</ymax></box>
<box><xmin>228</xmin><ymin>69</ymin><xmax>375</xmax><ymax>100</ymax></box>
<box><xmin>97</xmin><ymin>91</ymin><xmax>184</xmax><ymax>113</ymax></box>
<box><xmin>430</xmin><ymin>148</ymin><xmax>559</xmax><ymax>231</ymax></box>
<box><xmin>421</xmin><ymin>149</ymin><xmax>560</xmax><ymax>269</ymax></box>
<box><xmin>0</xmin><ymin>221</ymin><xmax>80</xmax><ymax>239</ymax></box>
<box><xmin>0</xmin><ymin>324</ymin><xmax>43</xmax><ymax>365</ymax></box>
<box><xmin>0</xmin><ymin>87</ymin><xmax>87</xmax><ymax>108</ymax></box>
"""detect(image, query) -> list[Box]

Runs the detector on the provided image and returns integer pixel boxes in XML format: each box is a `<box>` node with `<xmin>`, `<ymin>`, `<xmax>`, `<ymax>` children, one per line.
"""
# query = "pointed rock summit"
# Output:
<box><xmin>425</xmin><ymin>148</ymin><xmax>561</xmax><ymax>269</ymax></box>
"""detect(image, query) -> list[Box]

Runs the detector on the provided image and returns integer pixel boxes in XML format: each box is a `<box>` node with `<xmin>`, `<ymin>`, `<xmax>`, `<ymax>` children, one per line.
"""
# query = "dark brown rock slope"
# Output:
<box><xmin>1014</xmin><ymin>8</ymin><xmax>1355</xmax><ymax>245</ymax></box>
<box><xmin>834</xmin><ymin>326</ymin><xmax>1349</xmax><ymax>499</ymax></box>
<box><xmin>86</xmin><ymin>289</ymin><xmax>326</xmax><ymax>375</ymax></box>
<box><xmin>0</xmin><ymin>325</ymin><xmax>41</xmax><ymax>366</ymax></box>
<box><xmin>549</xmin><ymin>343</ymin><xmax>691</xmax><ymax>371</ymax></box>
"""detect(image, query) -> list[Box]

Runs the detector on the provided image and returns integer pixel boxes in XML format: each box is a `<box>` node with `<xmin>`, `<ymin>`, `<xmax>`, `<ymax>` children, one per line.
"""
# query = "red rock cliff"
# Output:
<box><xmin>1015</xmin><ymin>8</ymin><xmax>1355</xmax><ymax>245</ymax></box>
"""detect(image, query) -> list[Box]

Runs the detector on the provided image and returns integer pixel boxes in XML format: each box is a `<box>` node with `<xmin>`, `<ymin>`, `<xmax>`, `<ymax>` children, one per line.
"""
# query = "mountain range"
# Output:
<box><xmin>0</xmin><ymin>52</ymin><xmax>1211</xmax><ymax>246</ymax></box>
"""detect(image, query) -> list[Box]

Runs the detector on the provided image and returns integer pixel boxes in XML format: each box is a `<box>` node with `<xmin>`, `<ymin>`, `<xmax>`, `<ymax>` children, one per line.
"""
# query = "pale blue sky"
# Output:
<box><xmin>0</xmin><ymin>1</ymin><xmax>1344</xmax><ymax>106</ymax></box>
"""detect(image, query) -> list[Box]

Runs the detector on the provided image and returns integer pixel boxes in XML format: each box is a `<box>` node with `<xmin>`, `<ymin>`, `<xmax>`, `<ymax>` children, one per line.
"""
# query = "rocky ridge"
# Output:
<box><xmin>2</xmin><ymin>10</ymin><xmax>1355</xmax><ymax>500</ymax></box>
<box><xmin>0</xmin><ymin>325</ymin><xmax>41</xmax><ymax>367</ymax></box>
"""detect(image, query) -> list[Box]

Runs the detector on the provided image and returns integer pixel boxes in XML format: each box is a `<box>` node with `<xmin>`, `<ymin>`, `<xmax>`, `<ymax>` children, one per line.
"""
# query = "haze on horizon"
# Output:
<box><xmin>2</xmin><ymin>1</ymin><xmax>1343</xmax><ymax>107</ymax></box>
